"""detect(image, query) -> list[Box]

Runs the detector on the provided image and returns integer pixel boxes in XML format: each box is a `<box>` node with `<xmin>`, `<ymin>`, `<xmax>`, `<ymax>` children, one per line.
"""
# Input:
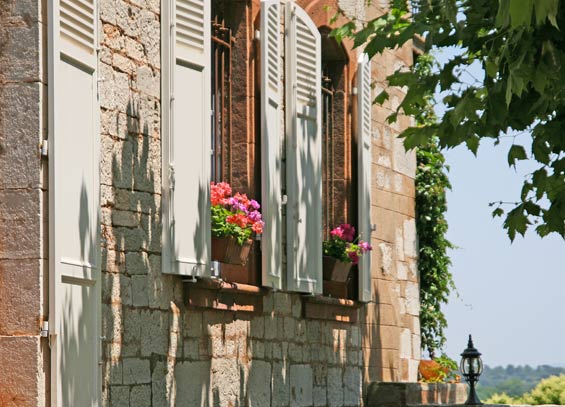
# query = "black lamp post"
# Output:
<box><xmin>460</xmin><ymin>335</ymin><xmax>483</xmax><ymax>405</ymax></box>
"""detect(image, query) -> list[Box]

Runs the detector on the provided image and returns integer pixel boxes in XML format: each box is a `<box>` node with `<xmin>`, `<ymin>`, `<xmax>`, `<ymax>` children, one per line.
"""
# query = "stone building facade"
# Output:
<box><xmin>0</xmin><ymin>0</ymin><xmax>420</xmax><ymax>406</ymax></box>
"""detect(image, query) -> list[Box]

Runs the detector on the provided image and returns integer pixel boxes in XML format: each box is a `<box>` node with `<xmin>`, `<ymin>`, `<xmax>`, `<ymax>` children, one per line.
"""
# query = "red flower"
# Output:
<box><xmin>226</xmin><ymin>213</ymin><xmax>248</xmax><ymax>228</ymax></box>
<box><xmin>251</xmin><ymin>221</ymin><xmax>264</xmax><ymax>234</ymax></box>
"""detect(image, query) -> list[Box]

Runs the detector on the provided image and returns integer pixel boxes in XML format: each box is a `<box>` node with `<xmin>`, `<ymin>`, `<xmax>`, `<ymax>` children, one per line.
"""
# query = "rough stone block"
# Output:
<box><xmin>272</xmin><ymin>361</ymin><xmax>290</xmax><ymax>407</ymax></box>
<box><xmin>129</xmin><ymin>385</ymin><xmax>151</xmax><ymax>407</ymax></box>
<box><xmin>247</xmin><ymin>360</ymin><xmax>271</xmax><ymax>407</ymax></box>
<box><xmin>327</xmin><ymin>367</ymin><xmax>343</xmax><ymax>407</ymax></box>
<box><xmin>0</xmin><ymin>258</ymin><xmax>42</xmax><ymax>335</ymax></box>
<box><xmin>289</xmin><ymin>364</ymin><xmax>313</xmax><ymax>407</ymax></box>
<box><xmin>0</xmin><ymin>82</ymin><xmax>42</xmax><ymax>189</ymax></box>
<box><xmin>175</xmin><ymin>361</ymin><xmax>212</xmax><ymax>406</ymax></box>
<box><xmin>0</xmin><ymin>188</ymin><xmax>42</xmax><ymax>259</ymax></box>
<box><xmin>0</xmin><ymin>336</ymin><xmax>42</xmax><ymax>406</ymax></box>
<box><xmin>122</xmin><ymin>358</ymin><xmax>151</xmax><ymax>385</ymax></box>
<box><xmin>211</xmin><ymin>358</ymin><xmax>241</xmax><ymax>407</ymax></box>
<box><xmin>110</xmin><ymin>385</ymin><xmax>129</xmax><ymax>406</ymax></box>
<box><xmin>343</xmin><ymin>366</ymin><xmax>362</xmax><ymax>406</ymax></box>
<box><xmin>0</xmin><ymin>18</ymin><xmax>41</xmax><ymax>81</ymax></box>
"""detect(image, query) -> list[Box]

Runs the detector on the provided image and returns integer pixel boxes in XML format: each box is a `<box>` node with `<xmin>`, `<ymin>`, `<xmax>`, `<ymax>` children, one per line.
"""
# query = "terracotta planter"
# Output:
<box><xmin>322</xmin><ymin>256</ymin><xmax>352</xmax><ymax>282</ymax></box>
<box><xmin>419</xmin><ymin>360</ymin><xmax>449</xmax><ymax>382</ymax></box>
<box><xmin>211</xmin><ymin>236</ymin><xmax>252</xmax><ymax>266</ymax></box>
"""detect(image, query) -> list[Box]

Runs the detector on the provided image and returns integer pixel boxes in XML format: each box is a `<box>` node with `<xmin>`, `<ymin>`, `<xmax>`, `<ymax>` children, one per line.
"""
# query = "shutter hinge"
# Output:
<box><xmin>40</xmin><ymin>140</ymin><xmax>48</xmax><ymax>157</ymax></box>
<box><xmin>255</xmin><ymin>30</ymin><xmax>261</xmax><ymax>41</ymax></box>
<box><xmin>281</xmin><ymin>195</ymin><xmax>288</xmax><ymax>205</ymax></box>
<box><xmin>40</xmin><ymin>321</ymin><xmax>49</xmax><ymax>337</ymax></box>
<box><xmin>169</xmin><ymin>165</ymin><xmax>175</xmax><ymax>190</ymax></box>
<box><xmin>371</xmin><ymin>224</ymin><xmax>377</xmax><ymax>232</ymax></box>
<box><xmin>352</xmin><ymin>87</ymin><xmax>358</xmax><ymax>95</ymax></box>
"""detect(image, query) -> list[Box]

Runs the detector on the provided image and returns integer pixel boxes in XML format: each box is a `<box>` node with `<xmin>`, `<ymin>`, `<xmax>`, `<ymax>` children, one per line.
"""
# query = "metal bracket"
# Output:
<box><xmin>40</xmin><ymin>321</ymin><xmax>49</xmax><ymax>338</ymax></box>
<box><xmin>40</xmin><ymin>140</ymin><xmax>48</xmax><ymax>157</ymax></box>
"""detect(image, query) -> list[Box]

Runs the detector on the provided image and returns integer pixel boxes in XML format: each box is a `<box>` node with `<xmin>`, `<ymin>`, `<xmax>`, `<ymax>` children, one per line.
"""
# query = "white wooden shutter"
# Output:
<box><xmin>261</xmin><ymin>0</ymin><xmax>283</xmax><ymax>289</ymax></box>
<box><xmin>48</xmin><ymin>0</ymin><xmax>101</xmax><ymax>405</ymax></box>
<box><xmin>162</xmin><ymin>0</ymin><xmax>212</xmax><ymax>276</ymax></box>
<box><xmin>285</xmin><ymin>3</ymin><xmax>323</xmax><ymax>294</ymax></box>
<box><xmin>357</xmin><ymin>54</ymin><xmax>373</xmax><ymax>302</ymax></box>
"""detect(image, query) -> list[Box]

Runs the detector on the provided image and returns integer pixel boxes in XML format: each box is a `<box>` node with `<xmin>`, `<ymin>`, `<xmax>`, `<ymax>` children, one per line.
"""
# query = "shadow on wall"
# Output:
<box><xmin>100</xmin><ymin>97</ymin><xmax>185</xmax><ymax>405</ymax></box>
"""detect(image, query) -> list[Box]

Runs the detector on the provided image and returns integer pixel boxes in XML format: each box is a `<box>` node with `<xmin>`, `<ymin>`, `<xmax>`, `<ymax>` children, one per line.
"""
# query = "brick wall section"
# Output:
<box><xmin>0</xmin><ymin>0</ymin><xmax>49</xmax><ymax>406</ymax></box>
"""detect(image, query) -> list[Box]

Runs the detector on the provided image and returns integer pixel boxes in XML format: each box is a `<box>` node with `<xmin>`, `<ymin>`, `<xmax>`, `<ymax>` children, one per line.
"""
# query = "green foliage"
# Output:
<box><xmin>478</xmin><ymin>364</ymin><xmax>565</xmax><ymax>400</ymax></box>
<box><xmin>211</xmin><ymin>205</ymin><xmax>252</xmax><ymax>245</ymax></box>
<box><xmin>335</xmin><ymin>0</ymin><xmax>565</xmax><ymax>240</ymax></box>
<box><xmin>413</xmin><ymin>55</ymin><xmax>456</xmax><ymax>356</ymax></box>
<box><xmin>485</xmin><ymin>375</ymin><xmax>565</xmax><ymax>405</ymax></box>
<box><xmin>521</xmin><ymin>374</ymin><xmax>565</xmax><ymax>405</ymax></box>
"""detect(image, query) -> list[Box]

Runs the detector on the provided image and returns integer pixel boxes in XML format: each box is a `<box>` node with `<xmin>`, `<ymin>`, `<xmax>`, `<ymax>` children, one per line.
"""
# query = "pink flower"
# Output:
<box><xmin>330</xmin><ymin>226</ymin><xmax>344</xmax><ymax>239</ymax></box>
<box><xmin>249</xmin><ymin>199</ymin><xmax>260</xmax><ymax>210</ymax></box>
<box><xmin>248</xmin><ymin>210</ymin><xmax>262</xmax><ymax>222</ymax></box>
<box><xmin>340</xmin><ymin>224</ymin><xmax>356</xmax><ymax>242</ymax></box>
<box><xmin>348</xmin><ymin>250</ymin><xmax>359</xmax><ymax>265</ymax></box>
<box><xmin>358</xmin><ymin>241</ymin><xmax>372</xmax><ymax>253</ymax></box>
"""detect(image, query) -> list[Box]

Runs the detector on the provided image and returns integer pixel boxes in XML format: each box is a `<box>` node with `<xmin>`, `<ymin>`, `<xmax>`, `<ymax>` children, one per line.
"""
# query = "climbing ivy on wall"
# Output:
<box><xmin>413</xmin><ymin>54</ymin><xmax>456</xmax><ymax>357</ymax></box>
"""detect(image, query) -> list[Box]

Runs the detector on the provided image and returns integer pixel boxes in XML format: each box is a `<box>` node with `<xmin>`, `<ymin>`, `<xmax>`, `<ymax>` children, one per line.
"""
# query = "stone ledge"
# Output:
<box><xmin>366</xmin><ymin>381</ymin><xmax>468</xmax><ymax>407</ymax></box>
<box><xmin>303</xmin><ymin>295</ymin><xmax>360</xmax><ymax>323</ymax></box>
<box><xmin>184</xmin><ymin>278</ymin><xmax>265</xmax><ymax>313</ymax></box>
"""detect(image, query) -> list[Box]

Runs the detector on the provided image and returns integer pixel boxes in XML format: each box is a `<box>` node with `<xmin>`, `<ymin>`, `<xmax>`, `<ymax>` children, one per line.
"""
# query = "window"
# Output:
<box><xmin>210</xmin><ymin>14</ymin><xmax>233</xmax><ymax>183</ymax></box>
<box><xmin>161</xmin><ymin>0</ymin><xmax>372</xmax><ymax>302</ymax></box>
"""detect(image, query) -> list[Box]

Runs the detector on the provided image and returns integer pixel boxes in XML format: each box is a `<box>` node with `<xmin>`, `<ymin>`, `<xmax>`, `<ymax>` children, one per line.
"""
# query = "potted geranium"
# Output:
<box><xmin>322</xmin><ymin>224</ymin><xmax>372</xmax><ymax>282</ymax></box>
<box><xmin>210</xmin><ymin>182</ymin><xmax>264</xmax><ymax>265</ymax></box>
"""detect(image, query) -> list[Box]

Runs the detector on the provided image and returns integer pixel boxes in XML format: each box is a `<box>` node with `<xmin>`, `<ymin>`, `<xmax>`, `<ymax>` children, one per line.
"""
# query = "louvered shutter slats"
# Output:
<box><xmin>261</xmin><ymin>0</ymin><xmax>283</xmax><ymax>289</ymax></box>
<box><xmin>358</xmin><ymin>54</ymin><xmax>373</xmax><ymax>302</ymax></box>
<box><xmin>175</xmin><ymin>0</ymin><xmax>205</xmax><ymax>52</ymax></box>
<box><xmin>286</xmin><ymin>4</ymin><xmax>323</xmax><ymax>294</ymax></box>
<box><xmin>162</xmin><ymin>0</ymin><xmax>211</xmax><ymax>276</ymax></box>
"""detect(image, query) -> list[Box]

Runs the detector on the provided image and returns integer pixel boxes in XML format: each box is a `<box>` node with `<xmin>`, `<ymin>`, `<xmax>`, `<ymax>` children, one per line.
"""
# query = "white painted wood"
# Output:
<box><xmin>162</xmin><ymin>0</ymin><xmax>212</xmax><ymax>276</ymax></box>
<box><xmin>357</xmin><ymin>53</ymin><xmax>373</xmax><ymax>302</ymax></box>
<box><xmin>261</xmin><ymin>0</ymin><xmax>283</xmax><ymax>289</ymax></box>
<box><xmin>285</xmin><ymin>3</ymin><xmax>323</xmax><ymax>294</ymax></box>
<box><xmin>48</xmin><ymin>0</ymin><xmax>101</xmax><ymax>405</ymax></box>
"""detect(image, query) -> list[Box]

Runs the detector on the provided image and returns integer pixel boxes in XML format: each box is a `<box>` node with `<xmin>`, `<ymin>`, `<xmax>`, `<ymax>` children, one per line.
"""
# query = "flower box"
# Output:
<box><xmin>212</xmin><ymin>236</ymin><xmax>253</xmax><ymax>266</ymax></box>
<box><xmin>322</xmin><ymin>256</ymin><xmax>352</xmax><ymax>282</ymax></box>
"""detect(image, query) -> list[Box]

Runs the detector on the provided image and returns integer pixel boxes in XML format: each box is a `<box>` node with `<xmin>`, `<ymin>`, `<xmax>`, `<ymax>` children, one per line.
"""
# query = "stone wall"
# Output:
<box><xmin>0</xmin><ymin>0</ymin><xmax>421</xmax><ymax>405</ymax></box>
<box><xmin>0</xmin><ymin>0</ymin><xmax>49</xmax><ymax>406</ymax></box>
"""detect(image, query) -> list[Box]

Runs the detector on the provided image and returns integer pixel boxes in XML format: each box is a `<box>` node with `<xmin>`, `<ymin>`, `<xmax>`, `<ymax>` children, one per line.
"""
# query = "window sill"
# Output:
<box><xmin>184</xmin><ymin>277</ymin><xmax>265</xmax><ymax>313</ymax></box>
<box><xmin>303</xmin><ymin>295</ymin><xmax>361</xmax><ymax>323</ymax></box>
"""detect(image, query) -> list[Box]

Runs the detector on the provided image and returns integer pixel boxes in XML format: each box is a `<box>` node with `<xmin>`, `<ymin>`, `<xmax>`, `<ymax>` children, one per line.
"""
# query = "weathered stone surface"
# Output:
<box><xmin>247</xmin><ymin>360</ymin><xmax>271</xmax><ymax>407</ymax></box>
<box><xmin>0</xmin><ymin>336</ymin><xmax>42</xmax><ymax>406</ymax></box>
<box><xmin>0</xmin><ymin>82</ymin><xmax>42</xmax><ymax>189</ymax></box>
<box><xmin>0</xmin><ymin>259</ymin><xmax>42</xmax><ymax>335</ymax></box>
<box><xmin>122</xmin><ymin>358</ymin><xmax>151</xmax><ymax>385</ymax></box>
<box><xmin>290</xmin><ymin>364</ymin><xmax>313</xmax><ymax>407</ymax></box>
<box><xmin>0</xmin><ymin>188</ymin><xmax>42</xmax><ymax>259</ymax></box>
<box><xmin>175</xmin><ymin>361</ymin><xmax>212</xmax><ymax>406</ymax></box>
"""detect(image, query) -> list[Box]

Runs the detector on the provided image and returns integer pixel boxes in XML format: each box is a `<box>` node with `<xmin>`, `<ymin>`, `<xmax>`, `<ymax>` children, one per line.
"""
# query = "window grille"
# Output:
<box><xmin>322</xmin><ymin>73</ymin><xmax>335</xmax><ymax>240</ymax></box>
<box><xmin>211</xmin><ymin>19</ymin><xmax>233</xmax><ymax>183</ymax></box>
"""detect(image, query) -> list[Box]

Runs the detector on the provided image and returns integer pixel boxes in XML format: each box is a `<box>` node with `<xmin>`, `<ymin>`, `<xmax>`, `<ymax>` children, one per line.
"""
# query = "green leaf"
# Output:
<box><xmin>507</xmin><ymin>144</ymin><xmax>528</xmax><ymax>167</ymax></box>
<box><xmin>504</xmin><ymin>204</ymin><xmax>530</xmax><ymax>241</ymax></box>
<box><xmin>496</xmin><ymin>0</ymin><xmax>511</xmax><ymax>27</ymax></box>
<box><xmin>509</xmin><ymin>0</ymin><xmax>534</xmax><ymax>28</ymax></box>
<box><xmin>485</xmin><ymin>59</ymin><xmax>498</xmax><ymax>78</ymax></box>
<box><xmin>533</xmin><ymin>0</ymin><xmax>559</xmax><ymax>27</ymax></box>
<box><xmin>492</xmin><ymin>207</ymin><xmax>505</xmax><ymax>217</ymax></box>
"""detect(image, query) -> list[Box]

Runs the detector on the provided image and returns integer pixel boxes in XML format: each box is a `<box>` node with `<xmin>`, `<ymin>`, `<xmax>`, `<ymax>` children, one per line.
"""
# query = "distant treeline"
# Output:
<box><xmin>477</xmin><ymin>365</ymin><xmax>565</xmax><ymax>399</ymax></box>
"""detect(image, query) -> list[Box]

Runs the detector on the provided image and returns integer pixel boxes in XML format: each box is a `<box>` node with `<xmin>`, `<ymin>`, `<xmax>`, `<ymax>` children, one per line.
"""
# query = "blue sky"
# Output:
<box><xmin>429</xmin><ymin>48</ymin><xmax>565</xmax><ymax>367</ymax></box>
<box><xmin>441</xmin><ymin>140</ymin><xmax>565</xmax><ymax>367</ymax></box>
